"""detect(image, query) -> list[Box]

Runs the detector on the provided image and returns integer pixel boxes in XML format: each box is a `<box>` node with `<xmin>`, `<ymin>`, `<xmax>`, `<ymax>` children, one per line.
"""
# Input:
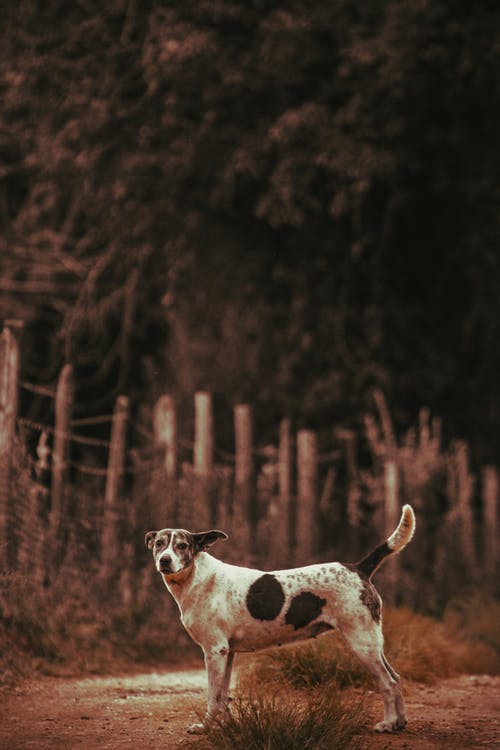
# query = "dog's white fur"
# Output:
<box><xmin>146</xmin><ymin>504</ymin><xmax>415</xmax><ymax>734</ymax></box>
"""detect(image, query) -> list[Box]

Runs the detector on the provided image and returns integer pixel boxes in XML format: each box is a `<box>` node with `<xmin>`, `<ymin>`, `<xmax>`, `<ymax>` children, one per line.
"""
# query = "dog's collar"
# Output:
<box><xmin>162</xmin><ymin>561</ymin><xmax>194</xmax><ymax>586</ymax></box>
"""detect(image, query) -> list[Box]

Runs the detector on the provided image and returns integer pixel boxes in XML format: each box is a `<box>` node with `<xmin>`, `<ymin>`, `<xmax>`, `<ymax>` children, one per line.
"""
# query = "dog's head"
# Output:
<box><xmin>144</xmin><ymin>528</ymin><xmax>228</xmax><ymax>582</ymax></box>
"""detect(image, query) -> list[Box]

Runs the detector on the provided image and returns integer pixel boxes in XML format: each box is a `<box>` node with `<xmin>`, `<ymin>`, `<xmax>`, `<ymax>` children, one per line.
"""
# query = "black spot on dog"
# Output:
<box><xmin>285</xmin><ymin>592</ymin><xmax>326</xmax><ymax>630</ymax></box>
<box><xmin>307</xmin><ymin>622</ymin><xmax>334</xmax><ymax>638</ymax></box>
<box><xmin>246</xmin><ymin>574</ymin><xmax>285</xmax><ymax>621</ymax></box>
<box><xmin>360</xmin><ymin>578</ymin><xmax>381</xmax><ymax>622</ymax></box>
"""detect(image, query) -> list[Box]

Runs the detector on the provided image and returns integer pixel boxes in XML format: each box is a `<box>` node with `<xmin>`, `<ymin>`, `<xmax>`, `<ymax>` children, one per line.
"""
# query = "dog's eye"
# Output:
<box><xmin>155</xmin><ymin>539</ymin><xmax>163</xmax><ymax>548</ymax></box>
<box><xmin>177</xmin><ymin>542</ymin><xmax>188</xmax><ymax>551</ymax></box>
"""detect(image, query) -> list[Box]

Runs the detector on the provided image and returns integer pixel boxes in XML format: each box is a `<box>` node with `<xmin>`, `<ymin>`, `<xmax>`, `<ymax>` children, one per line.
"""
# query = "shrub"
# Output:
<box><xmin>183</xmin><ymin>687</ymin><xmax>364</xmax><ymax>750</ymax></box>
<box><xmin>443</xmin><ymin>593</ymin><xmax>500</xmax><ymax>654</ymax></box>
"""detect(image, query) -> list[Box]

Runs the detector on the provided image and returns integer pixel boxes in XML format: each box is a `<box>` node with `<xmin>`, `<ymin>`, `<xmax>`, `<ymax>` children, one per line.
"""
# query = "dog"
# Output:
<box><xmin>145</xmin><ymin>504</ymin><xmax>415</xmax><ymax>734</ymax></box>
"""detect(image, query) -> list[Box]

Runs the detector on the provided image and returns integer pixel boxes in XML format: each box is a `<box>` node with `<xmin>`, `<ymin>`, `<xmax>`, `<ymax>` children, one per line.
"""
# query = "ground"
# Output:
<box><xmin>1</xmin><ymin>669</ymin><xmax>499</xmax><ymax>749</ymax></box>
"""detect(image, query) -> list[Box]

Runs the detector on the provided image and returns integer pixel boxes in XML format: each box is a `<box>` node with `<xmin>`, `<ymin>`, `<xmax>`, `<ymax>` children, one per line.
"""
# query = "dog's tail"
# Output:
<box><xmin>355</xmin><ymin>505</ymin><xmax>416</xmax><ymax>580</ymax></box>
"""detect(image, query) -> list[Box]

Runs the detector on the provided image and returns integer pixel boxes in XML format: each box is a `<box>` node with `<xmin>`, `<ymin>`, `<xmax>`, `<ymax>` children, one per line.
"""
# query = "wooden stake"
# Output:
<box><xmin>384</xmin><ymin>459</ymin><xmax>399</xmax><ymax>604</ymax></box>
<box><xmin>234</xmin><ymin>404</ymin><xmax>252</xmax><ymax>486</ymax></box>
<box><xmin>279</xmin><ymin>418</ymin><xmax>292</xmax><ymax>508</ymax></box>
<box><xmin>296</xmin><ymin>429</ymin><xmax>318</xmax><ymax>561</ymax></box>
<box><xmin>0</xmin><ymin>325</ymin><xmax>21</xmax><ymax>567</ymax></box>
<box><xmin>194</xmin><ymin>392</ymin><xmax>213</xmax><ymax>476</ymax></box>
<box><xmin>455</xmin><ymin>441</ymin><xmax>477</xmax><ymax>571</ymax></box>
<box><xmin>49</xmin><ymin>363</ymin><xmax>74</xmax><ymax>556</ymax></box>
<box><xmin>153</xmin><ymin>395</ymin><xmax>177</xmax><ymax>478</ymax></box>
<box><xmin>193</xmin><ymin>392</ymin><xmax>213</xmax><ymax>529</ymax></box>
<box><xmin>101</xmin><ymin>395</ymin><xmax>129</xmax><ymax>578</ymax></box>
<box><xmin>234</xmin><ymin>404</ymin><xmax>254</xmax><ymax>552</ymax></box>
<box><xmin>481</xmin><ymin>466</ymin><xmax>498</xmax><ymax>582</ymax></box>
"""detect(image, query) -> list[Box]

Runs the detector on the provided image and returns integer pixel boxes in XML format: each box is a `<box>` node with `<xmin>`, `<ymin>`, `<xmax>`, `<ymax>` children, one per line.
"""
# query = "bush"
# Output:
<box><xmin>0</xmin><ymin>567</ymin><xmax>198</xmax><ymax>687</ymax></box>
<box><xmin>183</xmin><ymin>687</ymin><xmax>364</xmax><ymax>750</ymax></box>
<box><xmin>443</xmin><ymin>593</ymin><xmax>500</xmax><ymax>654</ymax></box>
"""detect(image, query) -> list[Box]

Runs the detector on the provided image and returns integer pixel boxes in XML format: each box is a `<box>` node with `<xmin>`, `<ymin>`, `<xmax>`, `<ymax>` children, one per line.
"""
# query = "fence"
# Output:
<box><xmin>1</xmin><ymin>322</ymin><xmax>499</xmax><ymax>611</ymax></box>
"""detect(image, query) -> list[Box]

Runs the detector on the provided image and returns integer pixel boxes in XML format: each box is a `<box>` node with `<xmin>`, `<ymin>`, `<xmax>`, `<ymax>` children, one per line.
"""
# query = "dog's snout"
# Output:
<box><xmin>159</xmin><ymin>555</ymin><xmax>172</xmax><ymax>572</ymax></box>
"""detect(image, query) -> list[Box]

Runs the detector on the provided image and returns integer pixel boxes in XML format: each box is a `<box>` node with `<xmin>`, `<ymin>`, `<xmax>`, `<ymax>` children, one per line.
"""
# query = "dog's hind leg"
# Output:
<box><xmin>341</xmin><ymin>623</ymin><xmax>406</xmax><ymax>732</ymax></box>
<box><xmin>381</xmin><ymin>651</ymin><xmax>406</xmax><ymax>727</ymax></box>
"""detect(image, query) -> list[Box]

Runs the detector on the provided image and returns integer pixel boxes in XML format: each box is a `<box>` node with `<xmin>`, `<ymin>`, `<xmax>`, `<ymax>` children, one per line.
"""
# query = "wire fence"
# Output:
<box><xmin>1</xmin><ymin>323</ymin><xmax>499</xmax><ymax>613</ymax></box>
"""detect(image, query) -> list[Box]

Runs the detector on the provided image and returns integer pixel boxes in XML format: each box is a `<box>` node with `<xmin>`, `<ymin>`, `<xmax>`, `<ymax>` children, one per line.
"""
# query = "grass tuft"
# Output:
<box><xmin>443</xmin><ymin>593</ymin><xmax>500</xmax><ymax>654</ymax></box>
<box><xmin>183</xmin><ymin>687</ymin><xmax>364</xmax><ymax>750</ymax></box>
<box><xmin>383</xmin><ymin>606</ymin><xmax>500</xmax><ymax>681</ymax></box>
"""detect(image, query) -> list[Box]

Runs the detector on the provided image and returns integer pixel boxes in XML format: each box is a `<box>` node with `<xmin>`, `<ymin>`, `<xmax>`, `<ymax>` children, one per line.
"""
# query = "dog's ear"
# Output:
<box><xmin>145</xmin><ymin>531</ymin><xmax>158</xmax><ymax>549</ymax></box>
<box><xmin>192</xmin><ymin>530</ymin><xmax>228</xmax><ymax>551</ymax></box>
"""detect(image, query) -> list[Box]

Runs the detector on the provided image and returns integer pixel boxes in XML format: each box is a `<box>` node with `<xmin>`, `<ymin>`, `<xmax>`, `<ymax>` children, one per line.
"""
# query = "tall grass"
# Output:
<box><xmin>183</xmin><ymin>687</ymin><xmax>364</xmax><ymax>750</ymax></box>
<box><xmin>443</xmin><ymin>593</ymin><xmax>500</xmax><ymax>654</ymax></box>
<box><xmin>0</xmin><ymin>567</ymin><xmax>197</xmax><ymax>687</ymax></box>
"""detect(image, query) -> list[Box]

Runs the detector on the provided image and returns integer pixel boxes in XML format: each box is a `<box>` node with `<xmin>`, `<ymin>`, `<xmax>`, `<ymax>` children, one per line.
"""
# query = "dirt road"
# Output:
<box><xmin>1</xmin><ymin>669</ymin><xmax>499</xmax><ymax>749</ymax></box>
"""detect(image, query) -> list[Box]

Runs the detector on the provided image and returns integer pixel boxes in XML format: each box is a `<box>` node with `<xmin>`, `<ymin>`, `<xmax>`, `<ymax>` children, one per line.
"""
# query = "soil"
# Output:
<box><xmin>0</xmin><ymin>669</ymin><xmax>499</xmax><ymax>750</ymax></box>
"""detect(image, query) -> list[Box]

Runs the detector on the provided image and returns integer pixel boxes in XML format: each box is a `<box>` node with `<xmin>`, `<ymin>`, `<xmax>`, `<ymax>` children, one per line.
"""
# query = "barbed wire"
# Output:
<box><xmin>16</xmin><ymin>416</ymin><xmax>55</xmax><ymax>435</ymax></box>
<box><xmin>19</xmin><ymin>381</ymin><xmax>55</xmax><ymax>398</ymax></box>
<box><xmin>71</xmin><ymin>415</ymin><xmax>114</xmax><ymax>427</ymax></box>
<box><xmin>14</xmin><ymin>378</ymin><xmax>343</xmax><ymax>483</ymax></box>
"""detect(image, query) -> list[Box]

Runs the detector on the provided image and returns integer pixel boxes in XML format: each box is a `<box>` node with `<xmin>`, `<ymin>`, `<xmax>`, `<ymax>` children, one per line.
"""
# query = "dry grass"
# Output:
<box><xmin>183</xmin><ymin>687</ymin><xmax>364</xmax><ymax>750</ymax></box>
<box><xmin>443</xmin><ymin>593</ymin><xmax>500</xmax><ymax>654</ymax></box>
<box><xmin>383</xmin><ymin>606</ymin><xmax>500</xmax><ymax>681</ymax></box>
<box><xmin>0</xmin><ymin>568</ymin><xmax>197</xmax><ymax>687</ymax></box>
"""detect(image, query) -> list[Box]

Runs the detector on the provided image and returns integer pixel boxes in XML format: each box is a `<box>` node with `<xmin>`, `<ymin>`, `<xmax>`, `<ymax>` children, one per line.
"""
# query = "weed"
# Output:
<box><xmin>240</xmin><ymin>633</ymin><xmax>369</xmax><ymax>693</ymax></box>
<box><xmin>443</xmin><ymin>592</ymin><xmax>500</xmax><ymax>654</ymax></box>
<box><xmin>183</xmin><ymin>687</ymin><xmax>364</xmax><ymax>750</ymax></box>
<box><xmin>383</xmin><ymin>607</ymin><xmax>500</xmax><ymax>681</ymax></box>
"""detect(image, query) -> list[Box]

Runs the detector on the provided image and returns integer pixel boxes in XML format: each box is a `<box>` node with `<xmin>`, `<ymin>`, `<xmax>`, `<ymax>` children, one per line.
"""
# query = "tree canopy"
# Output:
<box><xmin>1</xmin><ymin>0</ymin><xmax>500</xmax><ymax>461</ymax></box>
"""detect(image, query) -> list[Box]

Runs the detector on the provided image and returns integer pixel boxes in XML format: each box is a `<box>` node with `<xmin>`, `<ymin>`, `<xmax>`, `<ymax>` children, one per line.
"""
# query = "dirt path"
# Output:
<box><xmin>0</xmin><ymin>670</ymin><xmax>499</xmax><ymax>749</ymax></box>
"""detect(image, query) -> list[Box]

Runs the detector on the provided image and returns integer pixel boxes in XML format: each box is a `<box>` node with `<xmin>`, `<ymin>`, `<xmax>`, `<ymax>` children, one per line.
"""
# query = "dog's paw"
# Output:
<box><xmin>187</xmin><ymin>722</ymin><xmax>206</xmax><ymax>735</ymax></box>
<box><xmin>374</xmin><ymin>717</ymin><xmax>407</xmax><ymax>733</ymax></box>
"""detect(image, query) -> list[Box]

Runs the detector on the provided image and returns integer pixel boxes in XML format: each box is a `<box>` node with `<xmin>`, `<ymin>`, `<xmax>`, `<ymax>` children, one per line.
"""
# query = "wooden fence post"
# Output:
<box><xmin>49</xmin><ymin>363</ymin><xmax>74</xmax><ymax>559</ymax></box>
<box><xmin>234</xmin><ymin>404</ymin><xmax>253</xmax><ymax>553</ymax></box>
<box><xmin>337</xmin><ymin>428</ymin><xmax>360</xmax><ymax>531</ymax></box>
<box><xmin>296</xmin><ymin>429</ymin><xmax>318</xmax><ymax>562</ymax></box>
<box><xmin>234</xmin><ymin>404</ymin><xmax>252</xmax><ymax>488</ymax></box>
<box><xmin>194</xmin><ymin>391</ymin><xmax>213</xmax><ymax>476</ymax></box>
<box><xmin>277</xmin><ymin>418</ymin><xmax>292</xmax><ymax>559</ymax></box>
<box><xmin>279</xmin><ymin>419</ymin><xmax>292</xmax><ymax>509</ymax></box>
<box><xmin>0</xmin><ymin>325</ymin><xmax>21</xmax><ymax>568</ymax></box>
<box><xmin>481</xmin><ymin>466</ymin><xmax>498</xmax><ymax>583</ymax></box>
<box><xmin>101</xmin><ymin>395</ymin><xmax>129</xmax><ymax>579</ymax></box>
<box><xmin>193</xmin><ymin>391</ymin><xmax>213</xmax><ymax>528</ymax></box>
<box><xmin>153</xmin><ymin>395</ymin><xmax>177</xmax><ymax>478</ymax></box>
<box><xmin>384</xmin><ymin>458</ymin><xmax>399</xmax><ymax>604</ymax></box>
<box><xmin>454</xmin><ymin>441</ymin><xmax>477</xmax><ymax>573</ymax></box>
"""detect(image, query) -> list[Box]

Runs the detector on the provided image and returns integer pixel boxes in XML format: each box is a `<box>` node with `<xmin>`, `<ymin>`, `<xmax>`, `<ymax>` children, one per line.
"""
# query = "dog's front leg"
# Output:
<box><xmin>187</xmin><ymin>645</ymin><xmax>234</xmax><ymax>734</ymax></box>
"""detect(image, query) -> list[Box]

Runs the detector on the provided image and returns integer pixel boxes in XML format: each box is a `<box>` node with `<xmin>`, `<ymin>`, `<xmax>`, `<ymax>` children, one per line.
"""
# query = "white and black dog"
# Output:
<box><xmin>146</xmin><ymin>504</ymin><xmax>415</xmax><ymax>734</ymax></box>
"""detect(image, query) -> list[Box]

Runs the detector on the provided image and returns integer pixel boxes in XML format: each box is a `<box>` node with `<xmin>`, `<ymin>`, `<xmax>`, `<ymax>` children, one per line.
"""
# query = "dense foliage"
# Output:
<box><xmin>1</xmin><ymin>1</ymin><xmax>499</xmax><ymax>460</ymax></box>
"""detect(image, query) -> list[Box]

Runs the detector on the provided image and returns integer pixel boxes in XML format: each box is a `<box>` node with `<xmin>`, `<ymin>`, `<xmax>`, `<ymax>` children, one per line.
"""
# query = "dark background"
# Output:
<box><xmin>1</xmin><ymin>0</ymin><xmax>500</xmax><ymax>464</ymax></box>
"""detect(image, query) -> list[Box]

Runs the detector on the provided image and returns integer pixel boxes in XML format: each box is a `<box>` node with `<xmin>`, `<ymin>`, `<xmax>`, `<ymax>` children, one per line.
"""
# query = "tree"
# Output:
<box><xmin>1</xmin><ymin>0</ymin><xmax>499</xmax><ymax>460</ymax></box>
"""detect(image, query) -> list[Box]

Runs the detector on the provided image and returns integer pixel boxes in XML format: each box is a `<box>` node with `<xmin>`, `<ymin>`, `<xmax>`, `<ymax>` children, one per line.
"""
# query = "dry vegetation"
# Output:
<box><xmin>183</xmin><ymin>689</ymin><xmax>364</xmax><ymax>750</ymax></box>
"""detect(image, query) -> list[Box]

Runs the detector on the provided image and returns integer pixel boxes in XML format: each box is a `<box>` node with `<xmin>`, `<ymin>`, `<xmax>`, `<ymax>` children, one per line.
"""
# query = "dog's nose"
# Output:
<box><xmin>159</xmin><ymin>556</ymin><xmax>172</xmax><ymax>572</ymax></box>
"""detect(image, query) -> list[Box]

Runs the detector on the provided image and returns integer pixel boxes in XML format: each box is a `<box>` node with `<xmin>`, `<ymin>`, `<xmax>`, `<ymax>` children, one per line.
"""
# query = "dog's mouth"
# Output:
<box><xmin>158</xmin><ymin>561</ymin><xmax>194</xmax><ymax>583</ymax></box>
<box><xmin>158</xmin><ymin>559</ymin><xmax>173</xmax><ymax>574</ymax></box>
